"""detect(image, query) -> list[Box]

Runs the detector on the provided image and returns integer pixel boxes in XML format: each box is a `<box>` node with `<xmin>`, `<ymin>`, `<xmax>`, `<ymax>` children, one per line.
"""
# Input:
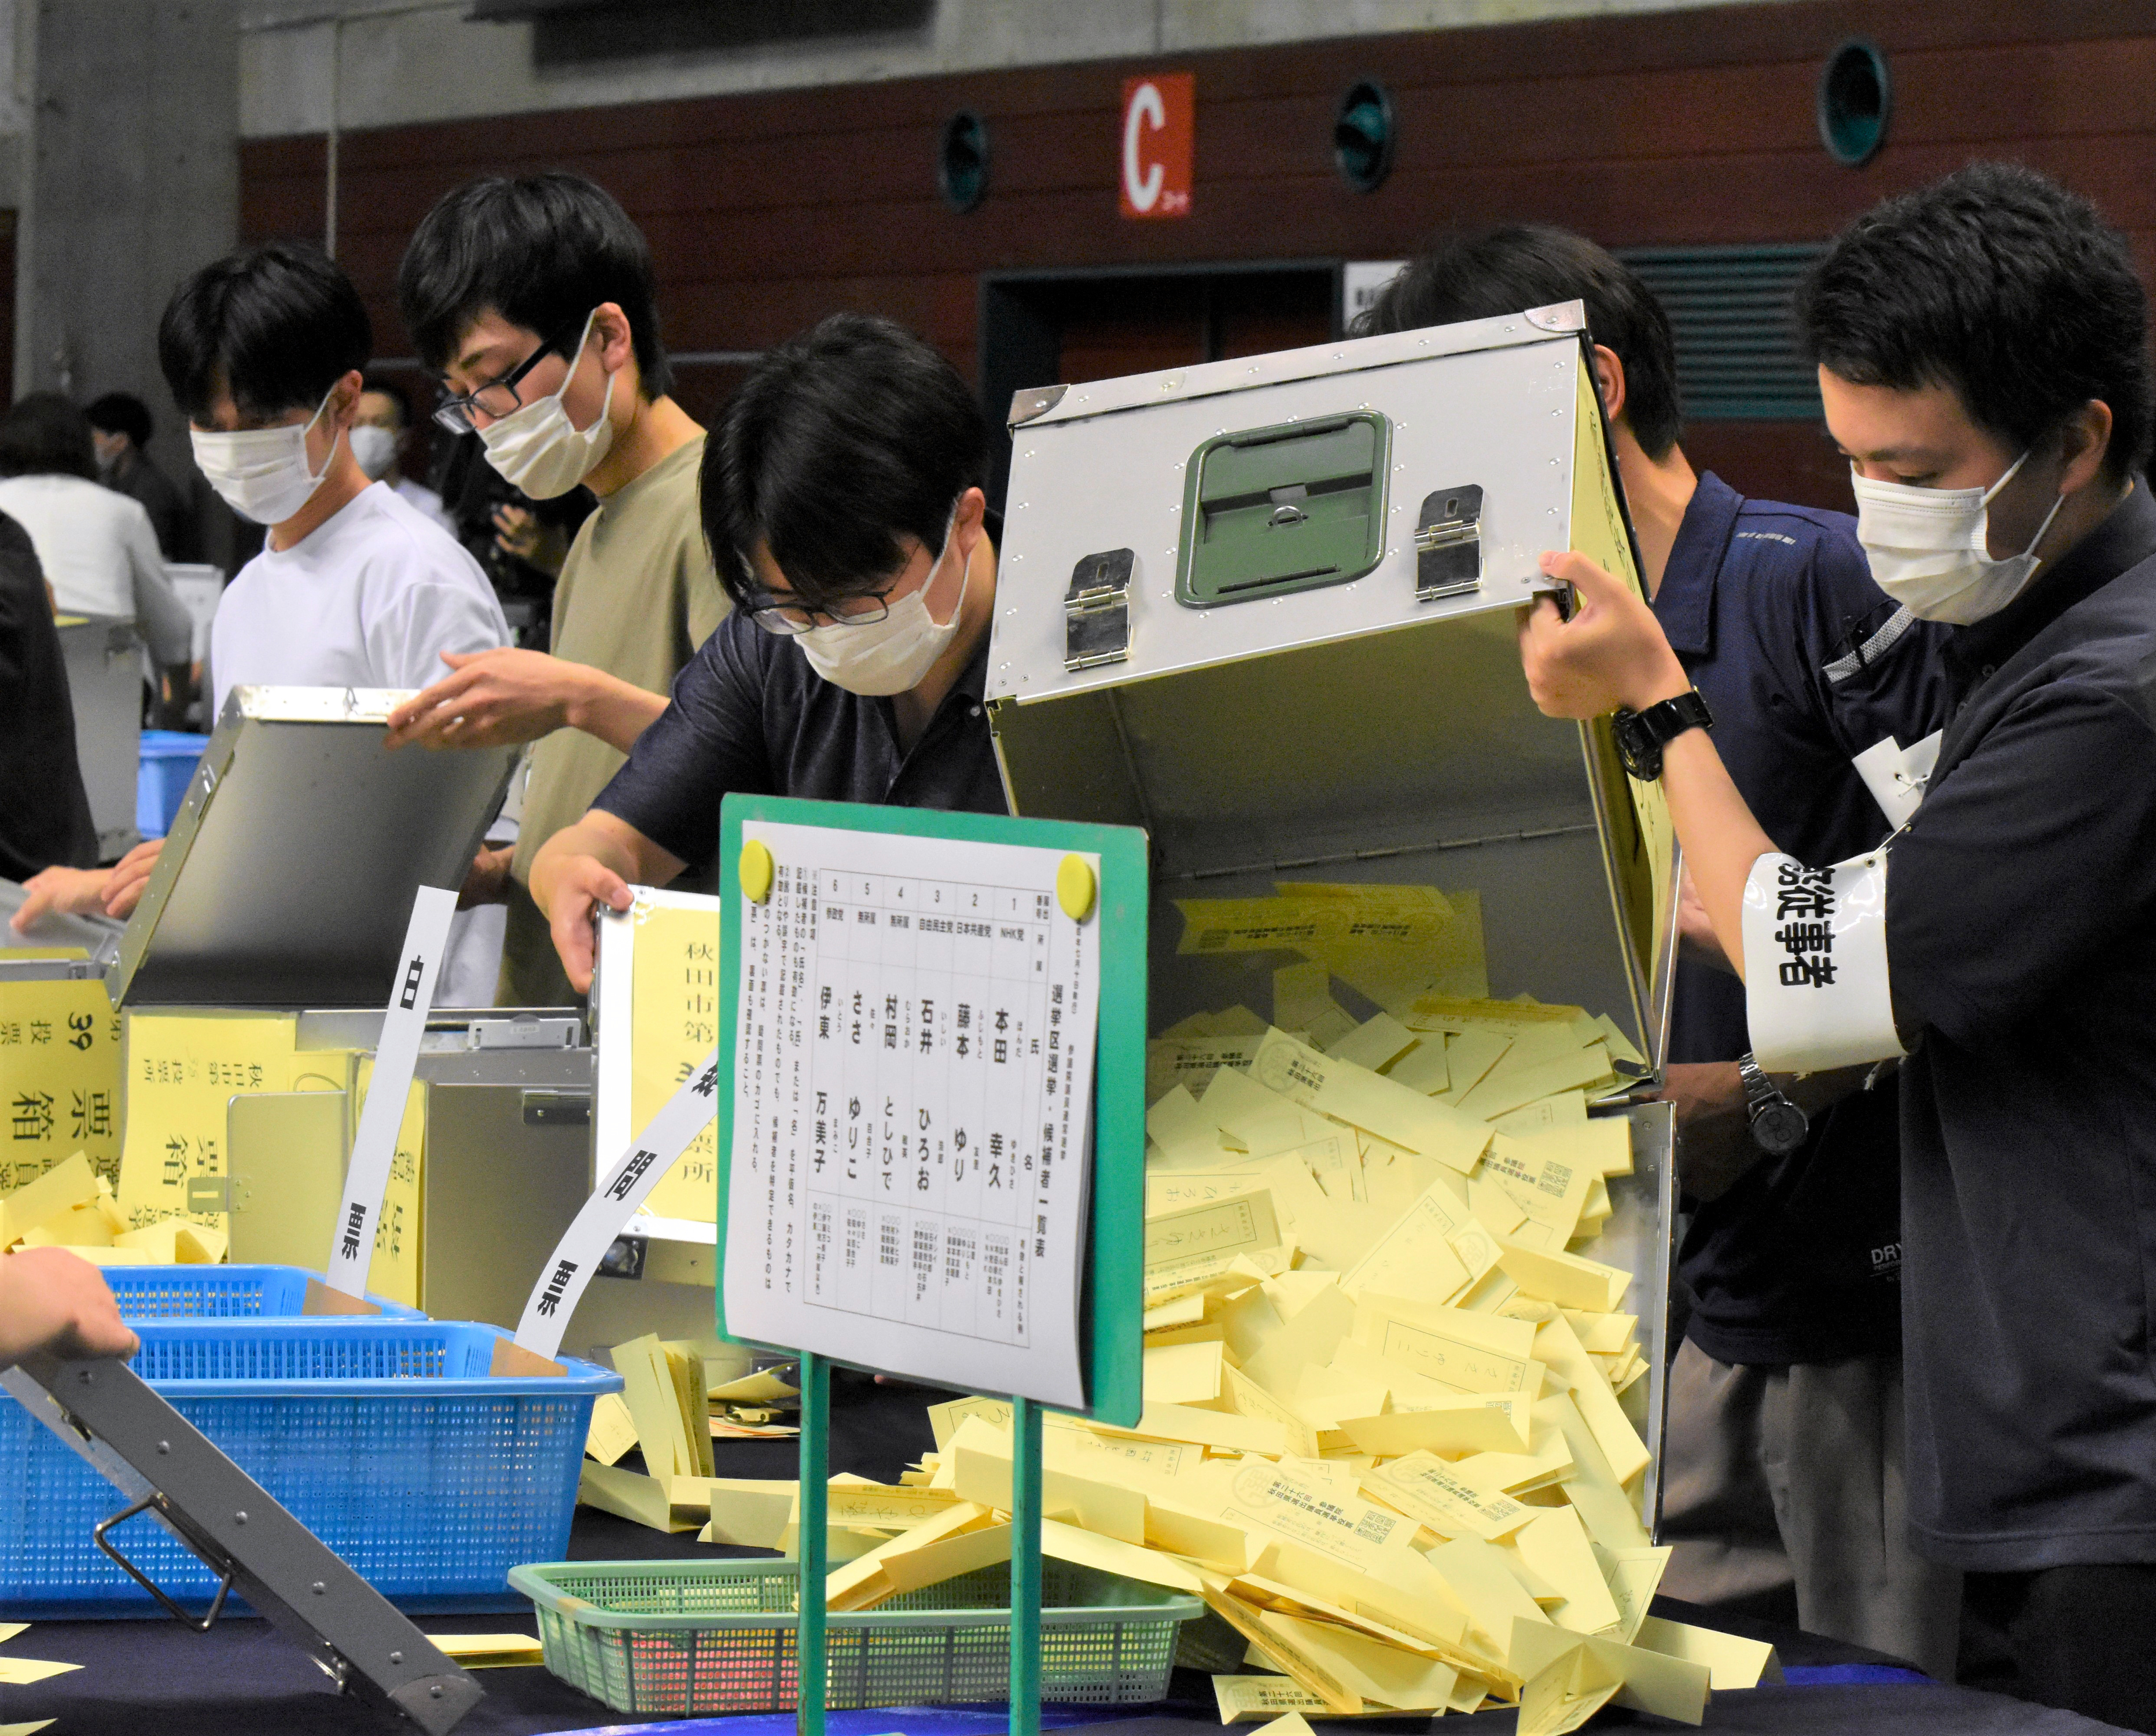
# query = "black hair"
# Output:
<box><xmin>702</xmin><ymin>312</ymin><xmax>987</xmax><ymax>609</ymax></box>
<box><xmin>84</xmin><ymin>392</ymin><xmax>152</xmax><ymax>449</ymax></box>
<box><xmin>397</xmin><ymin>172</ymin><xmax>671</xmax><ymax>399</ymax></box>
<box><xmin>1798</xmin><ymin>162</ymin><xmax>2154</xmax><ymax>478</ymax></box>
<box><xmin>0</xmin><ymin>393</ymin><xmax>99</xmax><ymax>481</ymax></box>
<box><xmin>360</xmin><ymin>374</ymin><xmax>415</xmax><ymax>428</ymax></box>
<box><xmin>1355</xmin><ymin>223</ymin><xmax>1683</xmax><ymax>461</ymax></box>
<box><xmin>157</xmin><ymin>241</ymin><xmax>371</xmax><ymax>422</ymax></box>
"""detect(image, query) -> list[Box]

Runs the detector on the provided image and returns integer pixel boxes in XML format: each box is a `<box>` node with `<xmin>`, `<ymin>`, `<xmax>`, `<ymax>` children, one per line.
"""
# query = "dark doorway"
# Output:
<box><xmin>978</xmin><ymin>263</ymin><xmax>1338</xmax><ymax>509</ymax></box>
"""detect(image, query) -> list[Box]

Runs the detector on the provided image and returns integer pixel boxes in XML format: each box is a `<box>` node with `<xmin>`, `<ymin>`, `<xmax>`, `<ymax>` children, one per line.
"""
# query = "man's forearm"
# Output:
<box><xmin>1657</xmin><ymin>727</ymin><xmax>1778</xmax><ymax>984</ymax></box>
<box><xmin>562</xmin><ymin>667</ymin><xmax>668</xmax><ymax>756</ymax></box>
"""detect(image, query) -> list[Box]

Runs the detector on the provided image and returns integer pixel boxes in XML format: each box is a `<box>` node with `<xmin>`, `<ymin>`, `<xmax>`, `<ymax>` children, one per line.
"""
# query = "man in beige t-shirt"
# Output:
<box><xmin>383</xmin><ymin>173</ymin><xmax>727</xmax><ymax>1005</ymax></box>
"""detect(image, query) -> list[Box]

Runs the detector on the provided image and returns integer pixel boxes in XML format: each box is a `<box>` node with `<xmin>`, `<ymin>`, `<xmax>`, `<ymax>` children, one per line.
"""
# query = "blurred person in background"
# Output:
<box><xmin>84</xmin><ymin>391</ymin><xmax>192</xmax><ymax>560</ymax></box>
<box><xmin>351</xmin><ymin>374</ymin><xmax>459</xmax><ymax>537</ymax></box>
<box><xmin>0</xmin><ymin>393</ymin><xmax>193</xmax><ymax>696</ymax></box>
<box><xmin>0</xmin><ymin>508</ymin><xmax>97</xmax><ymax>891</ymax></box>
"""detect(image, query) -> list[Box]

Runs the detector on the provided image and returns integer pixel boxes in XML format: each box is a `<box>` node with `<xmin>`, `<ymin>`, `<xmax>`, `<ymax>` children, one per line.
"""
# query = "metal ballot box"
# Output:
<box><xmin>987</xmin><ymin>305</ymin><xmax>1681</xmax><ymax>1519</ymax></box>
<box><xmin>108</xmin><ymin>686</ymin><xmax>594</xmax><ymax>1327</ymax></box>
<box><xmin>57</xmin><ymin>613</ymin><xmax>145</xmax><ymax>862</ymax></box>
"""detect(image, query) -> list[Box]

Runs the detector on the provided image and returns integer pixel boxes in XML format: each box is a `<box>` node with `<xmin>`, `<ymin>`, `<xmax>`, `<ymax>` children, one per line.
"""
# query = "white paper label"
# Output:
<box><xmin>325</xmin><ymin>884</ymin><xmax>458</xmax><ymax>1297</ymax></box>
<box><xmin>723</xmin><ymin>825</ymin><xmax>1101</xmax><ymax>1409</ymax></box>
<box><xmin>512</xmin><ymin>1047</ymin><xmax>720</xmax><ymax>1357</ymax></box>
<box><xmin>1851</xmin><ymin>730</ymin><xmax>1942</xmax><ymax>830</ymax></box>
<box><xmin>1741</xmin><ymin>851</ymin><xmax>1905</xmax><ymax>1073</ymax></box>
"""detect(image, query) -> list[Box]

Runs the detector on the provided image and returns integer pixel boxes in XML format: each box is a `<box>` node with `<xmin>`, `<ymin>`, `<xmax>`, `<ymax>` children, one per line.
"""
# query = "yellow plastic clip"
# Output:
<box><xmin>1055</xmin><ymin>854</ymin><xmax>1097</xmax><ymax>922</ymax></box>
<box><xmin>740</xmin><ymin>838</ymin><xmax>775</xmax><ymax>904</ymax></box>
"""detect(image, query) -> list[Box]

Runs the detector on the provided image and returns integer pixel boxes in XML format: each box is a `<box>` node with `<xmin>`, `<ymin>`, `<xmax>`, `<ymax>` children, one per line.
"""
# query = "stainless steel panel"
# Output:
<box><xmin>111</xmin><ymin>688</ymin><xmax>517</xmax><ymax>1010</ymax></box>
<box><xmin>420</xmin><ymin>1080</ymin><xmax>592</xmax><ymax>1331</ymax></box>
<box><xmin>56</xmin><ymin>615</ymin><xmax>143</xmax><ymax>860</ymax></box>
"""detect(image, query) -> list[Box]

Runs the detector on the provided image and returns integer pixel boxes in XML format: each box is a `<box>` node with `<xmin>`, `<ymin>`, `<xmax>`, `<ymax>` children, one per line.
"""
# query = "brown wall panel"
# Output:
<box><xmin>242</xmin><ymin>0</ymin><xmax>2156</xmax><ymax>507</ymax></box>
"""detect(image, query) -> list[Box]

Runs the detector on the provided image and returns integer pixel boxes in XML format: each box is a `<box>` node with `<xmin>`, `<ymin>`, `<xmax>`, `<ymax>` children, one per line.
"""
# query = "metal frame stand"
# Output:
<box><xmin>2</xmin><ymin>1353</ymin><xmax>482</xmax><ymax>1733</ymax></box>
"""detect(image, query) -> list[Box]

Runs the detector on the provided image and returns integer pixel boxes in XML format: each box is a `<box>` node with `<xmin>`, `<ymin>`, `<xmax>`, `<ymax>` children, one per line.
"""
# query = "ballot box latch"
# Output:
<box><xmin>1414</xmin><ymin>485</ymin><xmax>1484</xmax><ymax>601</ymax></box>
<box><xmin>1064</xmin><ymin>548</ymin><xmax>1135</xmax><ymax>671</ymax></box>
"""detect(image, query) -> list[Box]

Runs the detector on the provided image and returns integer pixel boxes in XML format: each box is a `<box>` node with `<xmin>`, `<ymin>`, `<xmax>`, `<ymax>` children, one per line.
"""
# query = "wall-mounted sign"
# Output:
<box><xmin>1119</xmin><ymin>73</ymin><xmax>1194</xmax><ymax>219</ymax></box>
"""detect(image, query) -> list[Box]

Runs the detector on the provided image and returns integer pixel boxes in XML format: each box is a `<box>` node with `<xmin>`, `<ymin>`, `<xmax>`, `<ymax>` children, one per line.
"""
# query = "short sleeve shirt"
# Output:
<box><xmin>1657</xmin><ymin>473</ymin><xmax>1951</xmax><ymax>1366</ymax></box>
<box><xmin>1878</xmin><ymin>482</ymin><xmax>2156</xmax><ymax>1569</ymax></box>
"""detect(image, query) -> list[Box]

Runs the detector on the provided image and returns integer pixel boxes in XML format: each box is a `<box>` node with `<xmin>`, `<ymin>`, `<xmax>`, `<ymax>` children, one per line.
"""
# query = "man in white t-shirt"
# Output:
<box><xmin>14</xmin><ymin>242</ymin><xmax>509</xmax><ymax>990</ymax></box>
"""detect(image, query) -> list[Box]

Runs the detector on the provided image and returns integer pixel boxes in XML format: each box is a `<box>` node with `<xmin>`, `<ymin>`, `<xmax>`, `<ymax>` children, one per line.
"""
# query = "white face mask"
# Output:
<box><xmin>1850</xmin><ymin>452</ymin><xmax>2067</xmax><ymax>625</ymax></box>
<box><xmin>476</xmin><ymin>309</ymin><xmax>616</xmax><ymax>500</ymax></box>
<box><xmin>190</xmin><ymin>387</ymin><xmax>339</xmax><ymax>526</ymax></box>
<box><xmin>348</xmin><ymin>424</ymin><xmax>399</xmax><ymax>483</ymax></box>
<box><xmin>797</xmin><ymin>515</ymin><xmax>970</xmax><ymax>697</ymax></box>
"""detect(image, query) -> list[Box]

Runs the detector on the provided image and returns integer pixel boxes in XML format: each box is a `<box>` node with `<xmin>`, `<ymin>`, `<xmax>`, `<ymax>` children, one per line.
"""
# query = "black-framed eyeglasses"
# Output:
<box><xmin>741</xmin><ymin>589</ymin><xmax>895</xmax><ymax>637</ymax></box>
<box><xmin>432</xmin><ymin>319</ymin><xmax>583</xmax><ymax>435</ymax></box>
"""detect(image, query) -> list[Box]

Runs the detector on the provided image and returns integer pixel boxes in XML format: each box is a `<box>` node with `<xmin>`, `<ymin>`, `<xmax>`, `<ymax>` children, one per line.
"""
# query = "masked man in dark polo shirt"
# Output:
<box><xmin>1520</xmin><ymin>164</ymin><xmax>2156</xmax><ymax>1730</ymax></box>
<box><xmin>528</xmin><ymin>313</ymin><xmax>1005</xmax><ymax>992</ymax></box>
<box><xmin>1363</xmin><ymin>227</ymin><xmax>1958</xmax><ymax>1675</ymax></box>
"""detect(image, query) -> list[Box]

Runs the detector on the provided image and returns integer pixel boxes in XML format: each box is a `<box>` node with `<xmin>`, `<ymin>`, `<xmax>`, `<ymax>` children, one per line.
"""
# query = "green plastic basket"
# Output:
<box><xmin>508</xmin><ymin>1557</ymin><xmax>1203</xmax><ymax>1718</ymax></box>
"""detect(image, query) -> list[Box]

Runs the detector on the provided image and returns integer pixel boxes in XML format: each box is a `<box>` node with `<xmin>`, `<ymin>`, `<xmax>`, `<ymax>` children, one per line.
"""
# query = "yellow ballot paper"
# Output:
<box><xmin>1252</xmin><ymin>1029</ymin><xmax>1490</xmax><ymax>1173</ymax></box>
<box><xmin>1145</xmin><ymin>1190</ymin><xmax>1281</xmax><ymax>1299</ymax></box>
<box><xmin>0</xmin><ymin>976</ymin><xmax>122</xmax><ymax>1185</ymax></box>
<box><xmin>0</xmin><ymin>1656</ymin><xmax>79</xmax><ymax>1684</ymax></box>
<box><xmin>583</xmin><ymin>1392</ymin><xmax>639</xmax><ymax>1466</ymax></box>
<box><xmin>423</xmin><ymin>1633</ymin><xmax>544</xmax><ymax>1669</ymax></box>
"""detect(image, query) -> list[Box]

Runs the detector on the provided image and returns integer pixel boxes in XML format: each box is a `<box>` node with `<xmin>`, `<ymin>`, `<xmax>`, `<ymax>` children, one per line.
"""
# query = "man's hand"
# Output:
<box><xmin>384</xmin><ymin>649</ymin><xmax>584</xmax><ymax>751</ymax></box>
<box><xmin>528</xmin><ymin>809</ymin><xmax>685</xmax><ymax>994</ymax></box>
<box><xmin>101</xmin><ymin>839</ymin><xmax>164</xmax><ymax>920</ymax></box>
<box><xmin>11</xmin><ymin>865</ymin><xmax>114</xmax><ymax>933</ymax></box>
<box><xmin>1518</xmin><ymin>550</ymin><xmax>1693</xmax><ymax>720</ymax></box>
<box><xmin>459</xmin><ymin>844</ymin><xmax>515</xmax><ymax>910</ymax></box>
<box><xmin>543</xmin><ymin>854</ymin><xmax>635</xmax><ymax>994</ymax></box>
<box><xmin>1660</xmin><ymin>1062</ymin><xmax>1760</xmax><ymax>1203</ymax></box>
<box><xmin>0</xmin><ymin>1247</ymin><xmax>140</xmax><ymax>1366</ymax></box>
<box><xmin>493</xmin><ymin>504</ymin><xmax>569</xmax><ymax>578</ymax></box>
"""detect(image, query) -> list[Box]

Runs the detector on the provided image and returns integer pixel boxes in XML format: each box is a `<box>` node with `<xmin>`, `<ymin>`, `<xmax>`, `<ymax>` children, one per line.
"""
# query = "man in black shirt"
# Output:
<box><xmin>0</xmin><ymin>511</ymin><xmax>97</xmax><ymax>892</ymax></box>
<box><xmin>528</xmin><ymin>313</ymin><xmax>1005</xmax><ymax>991</ymax></box>
<box><xmin>85</xmin><ymin>392</ymin><xmax>192</xmax><ymax>560</ymax></box>
<box><xmin>1364</xmin><ymin>228</ymin><xmax>1956</xmax><ymax>1675</ymax></box>
<box><xmin>1519</xmin><ymin>164</ymin><xmax>2156</xmax><ymax>1730</ymax></box>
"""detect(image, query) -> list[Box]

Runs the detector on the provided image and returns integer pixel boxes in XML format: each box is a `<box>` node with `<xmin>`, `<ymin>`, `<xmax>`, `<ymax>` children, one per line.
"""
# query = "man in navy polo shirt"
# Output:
<box><xmin>1519</xmin><ymin>164</ymin><xmax>2156</xmax><ymax>1728</ymax></box>
<box><xmin>1362</xmin><ymin>229</ymin><xmax>1958</xmax><ymax>1674</ymax></box>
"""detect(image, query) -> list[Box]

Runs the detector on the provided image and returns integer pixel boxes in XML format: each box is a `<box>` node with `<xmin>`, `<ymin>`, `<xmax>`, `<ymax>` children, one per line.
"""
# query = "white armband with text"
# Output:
<box><xmin>1742</xmin><ymin>850</ymin><xmax>1907</xmax><ymax>1073</ymax></box>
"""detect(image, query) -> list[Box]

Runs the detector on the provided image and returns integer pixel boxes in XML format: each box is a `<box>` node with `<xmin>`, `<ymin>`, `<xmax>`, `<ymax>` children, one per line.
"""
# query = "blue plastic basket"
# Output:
<box><xmin>0</xmin><ymin>1318</ymin><xmax>620</xmax><ymax>1616</ymax></box>
<box><xmin>135</xmin><ymin>729</ymin><xmax>208</xmax><ymax>838</ymax></box>
<box><xmin>101</xmin><ymin>1264</ymin><xmax>424</xmax><ymax>1322</ymax></box>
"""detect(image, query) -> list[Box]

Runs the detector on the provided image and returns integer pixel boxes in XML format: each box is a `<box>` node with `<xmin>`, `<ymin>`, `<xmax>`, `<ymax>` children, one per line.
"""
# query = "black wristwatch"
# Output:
<box><xmin>1612</xmin><ymin>691</ymin><xmax>1714</xmax><ymax>781</ymax></box>
<box><xmin>1738</xmin><ymin>1051</ymin><xmax>1809</xmax><ymax>1156</ymax></box>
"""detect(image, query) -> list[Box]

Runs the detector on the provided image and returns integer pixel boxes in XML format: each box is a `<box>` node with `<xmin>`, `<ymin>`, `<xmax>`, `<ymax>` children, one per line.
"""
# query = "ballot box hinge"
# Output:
<box><xmin>1064</xmin><ymin>548</ymin><xmax>1135</xmax><ymax>671</ymax></box>
<box><xmin>1414</xmin><ymin>485</ymin><xmax>1484</xmax><ymax>601</ymax></box>
<box><xmin>1175</xmin><ymin>819</ymin><xmax>1597</xmax><ymax>884</ymax></box>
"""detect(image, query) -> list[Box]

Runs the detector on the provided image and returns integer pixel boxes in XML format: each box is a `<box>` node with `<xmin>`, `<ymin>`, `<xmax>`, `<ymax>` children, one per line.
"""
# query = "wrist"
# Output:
<box><xmin>1623</xmin><ymin>653</ymin><xmax>1693</xmax><ymax>714</ymax></box>
<box><xmin>558</xmin><ymin>663</ymin><xmax>601</xmax><ymax>734</ymax></box>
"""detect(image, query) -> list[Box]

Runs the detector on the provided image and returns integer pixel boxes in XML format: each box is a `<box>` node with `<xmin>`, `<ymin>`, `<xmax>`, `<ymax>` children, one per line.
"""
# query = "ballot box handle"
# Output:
<box><xmin>93</xmin><ymin>1491</ymin><xmax>236</xmax><ymax>1632</ymax></box>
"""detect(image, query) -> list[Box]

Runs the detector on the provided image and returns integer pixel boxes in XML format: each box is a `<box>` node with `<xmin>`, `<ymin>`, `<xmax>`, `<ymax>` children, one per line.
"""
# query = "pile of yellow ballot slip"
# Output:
<box><xmin>579</xmin><ymin>885</ymin><xmax>1780</xmax><ymax>1733</ymax></box>
<box><xmin>0</xmin><ymin>1150</ymin><xmax>227</xmax><ymax>1264</ymax></box>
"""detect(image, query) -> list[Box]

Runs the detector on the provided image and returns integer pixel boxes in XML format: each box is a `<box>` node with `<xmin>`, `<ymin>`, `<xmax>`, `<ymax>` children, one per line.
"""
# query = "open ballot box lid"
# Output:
<box><xmin>106</xmin><ymin>686</ymin><xmax>518</xmax><ymax>1012</ymax></box>
<box><xmin>986</xmin><ymin>303</ymin><xmax>1682</xmax><ymax>1521</ymax></box>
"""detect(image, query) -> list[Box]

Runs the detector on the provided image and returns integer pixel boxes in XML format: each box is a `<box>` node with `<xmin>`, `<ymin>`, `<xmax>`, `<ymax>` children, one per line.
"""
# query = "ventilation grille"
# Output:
<box><xmin>1616</xmin><ymin>244</ymin><xmax>1828</xmax><ymax>420</ymax></box>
